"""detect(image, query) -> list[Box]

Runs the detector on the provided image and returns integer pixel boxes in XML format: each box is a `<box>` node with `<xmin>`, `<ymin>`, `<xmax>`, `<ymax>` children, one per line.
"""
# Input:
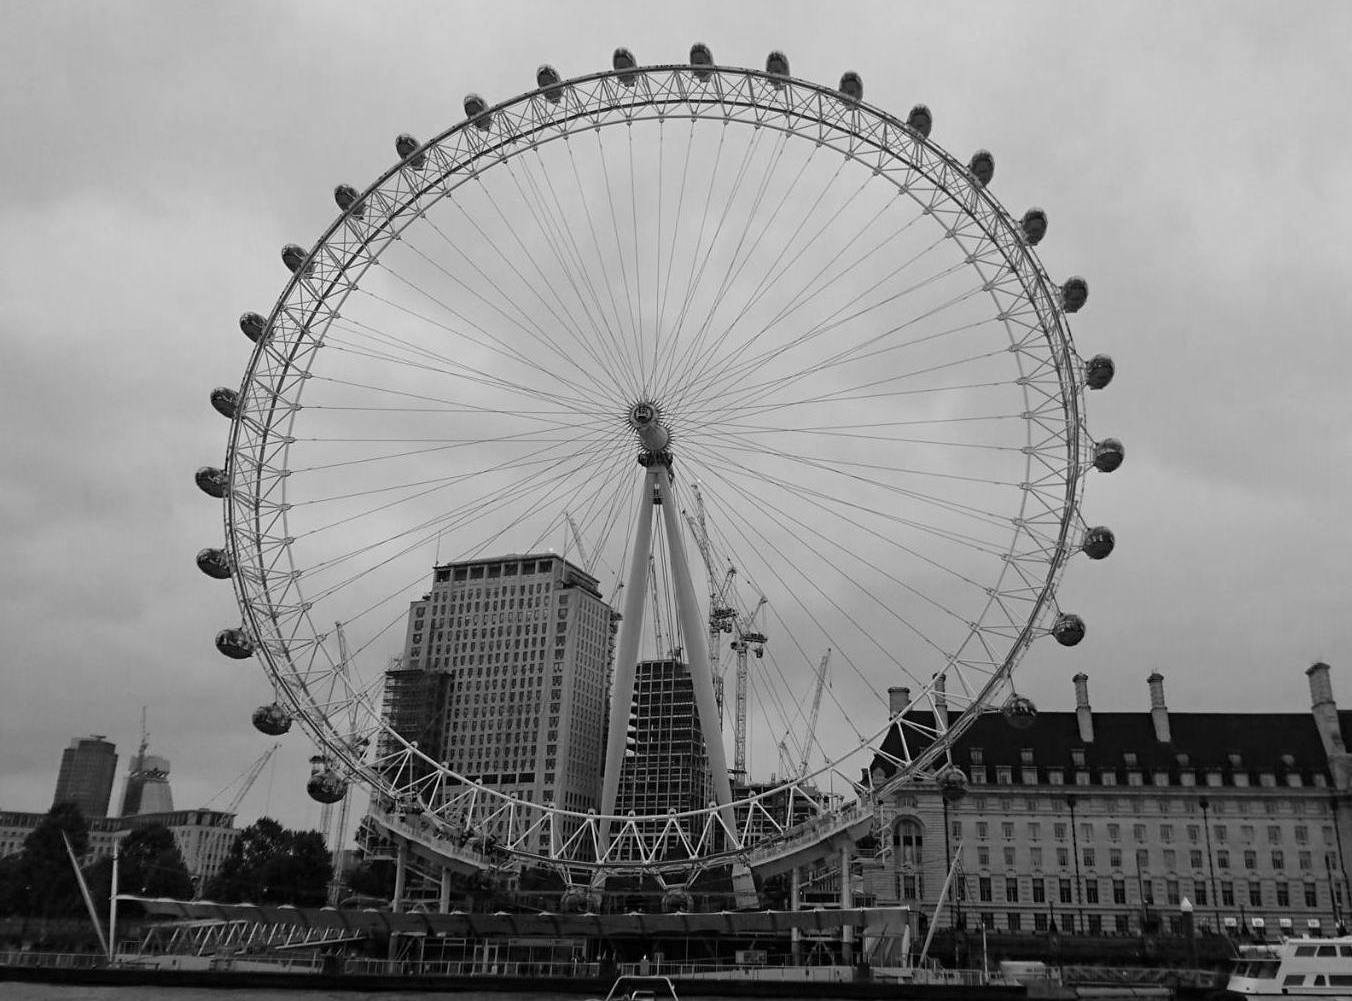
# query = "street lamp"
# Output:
<box><xmin>1199</xmin><ymin>798</ymin><xmax>1221</xmax><ymax>934</ymax></box>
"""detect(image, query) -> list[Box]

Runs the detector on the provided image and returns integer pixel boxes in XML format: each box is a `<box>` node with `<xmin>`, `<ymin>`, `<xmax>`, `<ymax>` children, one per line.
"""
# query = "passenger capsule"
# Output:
<box><xmin>661</xmin><ymin>888</ymin><xmax>694</xmax><ymax>913</ymax></box>
<box><xmin>334</xmin><ymin>184</ymin><xmax>364</xmax><ymax>219</ymax></box>
<box><xmin>559</xmin><ymin>886</ymin><xmax>600</xmax><ymax>913</ymax></box>
<box><xmin>463</xmin><ymin>93</ymin><xmax>492</xmax><ymax>130</ymax></box>
<box><xmin>1051</xmin><ymin>612</ymin><xmax>1086</xmax><ymax>647</ymax></box>
<box><xmin>210</xmin><ymin>386</ymin><xmax>238</xmax><ymax>419</ymax></box>
<box><xmin>395</xmin><ymin>133</ymin><xmax>425</xmax><ymax>169</ymax></box>
<box><xmin>1085</xmin><ymin>353</ymin><xmax>1115</xmax><ymax>390</ymax></box>
<box><xmin>936</xmin><ymin>764</ymin><xmax>969</xmax><ymax>804</ymax></box>
<box><xmin>1093</xmin><ymin>438</ymin><xmax>1125</xmax><ymax>473</ymax></box>
<box><xmin>196</xmin><ymin>547</ymin><xmax>232</xmax><ymax>579</ymax></box>
<box><xmin>906</xmin><ymin>104</ymin><xmax>933</xmax><ymax>138</ymax></box>
<box><xmin>215</xmin><ymin>628</ymin><xmax>255</xmax><ymax>659</ymax></box>
<box><xmin>281</xmin><ymin>243</ymin><xmax>311</xmax><ymax>275</ymax></box>
<box><xmin>306</xmin><ymin>763</ymin><xmax>347</xmax><ymax>804</ymax></box>
<box><xmin>969</xmin><ymin>150</ymin><xmax>995</xmax><ymax>188</ymax></box>
<box><xmin>1021</xmin><ymin>208</ymin><xmax>1048</xmax><ymax>246</ymax></box>
<box><xmin>252</xmin><ymin>702</ymin><xmax>292</xmax><ymax>736</ymax></box>
<box><xmin>1061</xmin><ymin>276</ymin><xmax>1089</xmax><ymax>313</ymax></box>
<box><xmin>612</xmin><ymin>48</ymin><xmax>637</xmax><ymax>87</ymax></box>
<box><xmin>536</xmin><ymin>64</ymin><xmax>564</xmax><ymax>103</ymax></box>
<box><xmin>689</xmin><ymin>43</ymin><xmax>714</xmax><ymax>81</ymax></box>
<box><xmin>839</xmin><ymin>71</ymin><xmax>863</xmax><ymax>103</ymax></box>
<box><xmin>195</xmin><ymin>466</ymin><xmax>229</xmax><ymax>499</ymax></box>
<box><xmin>1082</xmin><ymin>526</ymin><xmax>1116</xmax><ymax>560</ymax></box>
<box><xmin>239</xmin><ymin>311</ymin><xmax>267</xmax><ymax>343</ymax></box>
<box><xmin>1002</xmin><ymin>694</ymin><xmax>1038</xmax><ymax>730</ymax></box>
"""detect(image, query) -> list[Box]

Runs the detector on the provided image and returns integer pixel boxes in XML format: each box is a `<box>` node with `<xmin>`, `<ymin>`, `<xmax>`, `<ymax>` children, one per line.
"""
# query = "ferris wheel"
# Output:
<box><xmin>197</xmin><ymin>45</ymin><xmax>1121</xmax><ymax>888</ymax></box>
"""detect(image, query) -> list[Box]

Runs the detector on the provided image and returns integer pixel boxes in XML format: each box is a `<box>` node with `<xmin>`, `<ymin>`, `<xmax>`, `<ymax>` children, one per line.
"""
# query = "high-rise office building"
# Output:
<box><xmin>615</xmin><ymin>657</ymin><xmax>713</xmax><ymax>857</ymax></box>
<box><xmin>119</xmin><ymin>744</ymin><xmax>174</xmax><ymax>817</ymax></box>
<box><xmin>391</xmin><ymin>553</ymin><xmax>614</xmax><ymax>843</ymax></box>
<box><xmin>52</xmin><ymin>735</ymin><xmax>119</xmax><ymax>819</ymax></box>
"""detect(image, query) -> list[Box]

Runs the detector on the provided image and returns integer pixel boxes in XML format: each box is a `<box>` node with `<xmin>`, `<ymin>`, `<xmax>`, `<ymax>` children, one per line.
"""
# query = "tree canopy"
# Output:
<box><xmin>0</xmin><ymin>802</ymin><xmax>92</xmax><ymax>918</ymax></box>
<box><xmin>87</xmin><ymin>824</ymin><xmax>195</xmax><ymax>903</ymax></box>
<box><xmin>204</xmin><ymin>817</ymin><xmax>332</xmax><ymax>907</ymax></box>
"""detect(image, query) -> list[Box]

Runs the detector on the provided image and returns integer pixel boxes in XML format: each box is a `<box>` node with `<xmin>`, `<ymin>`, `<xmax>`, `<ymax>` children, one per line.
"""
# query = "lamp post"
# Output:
<box><xmin>1200</xmin><ymin>798</ymin><xmax>1221</xmax><ymax>934</ymax></box>
<box><xmin>1067</xmin><ymin>793</ymin><xmax>1084</xmax><ymax>934</ymax></box>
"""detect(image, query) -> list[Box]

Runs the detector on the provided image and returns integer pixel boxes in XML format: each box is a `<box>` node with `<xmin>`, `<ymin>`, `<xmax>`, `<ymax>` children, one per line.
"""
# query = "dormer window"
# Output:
<box><xmin>1123</xmin><ymin>752</ymin><xmax>1138</xmax><ymax>767</ymax></box>
<box><xmin>1021</xmin><ymin>747</ymin><xmax>1035</xmax><ymax>765</ymax></box>
<box><xmin>970</xmin><ymin>747</ymin><xmax>984</xmax><ymax>765</ymax></box>
<box><xmin>1072</xmin><ymin>748</ymin><xmax>1086</xmax><ymax>767</ymax></box>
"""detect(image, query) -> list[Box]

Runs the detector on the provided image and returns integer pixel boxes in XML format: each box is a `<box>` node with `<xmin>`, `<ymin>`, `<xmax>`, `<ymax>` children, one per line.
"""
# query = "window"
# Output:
<box><xmin>1057</xmin><ymin>847</ymin><xmax>1069</xmax><ymax>867</ymax></box>
<box><xmin>1189</xmin><ymin>849</ymin><xmax>1203</xmax><ymax>869</ymax></box>
<box><xmin>1004</xmin><ymin>847</ymin><xmax>1016</xmax><ymax>867</ymax></box>
<box><xmin>1048</xmin><ymin>769</ymin><xmax>1065</xmax><ymax>785</ymax></box>
<box><xmin>1217</xmin><ymin>849</ymin><xmax>1230</xmax><ymax>869</ymax></box>
<box><xmin>1007</xmin><ymin>912</ymin><xmax>1022</xmax><ymax>931</ymax></box>
<box><xmin>970</xmin><ymin>747</ymin><xmax>984</xmax><ymax>764</ymax></box>
<box><xmin>1305</xmin><ymin>883</ymin><xmax>1318</xmax><ymax>907</ymax></box>
<box><xmin>1035</xmin><ymin>912</ymin><xmax>1048</xmax><ymax>932</ymax></box>
<box><xmin>977</xmin><ymin>821</ymin><xmax>989</xmax><ymax>839</ymax></box>
<box><xmin>1112</xmin><ymin>879</ymin><xmax>1127</xmax><ymax>904</ymax></box>
<box><xmin>1268</xmin><ymin>825</ymin><xmax>1282</xmax><ymax>844</ymax></box>
<box><xmin>1101</xmin><ymin>771</ymin><xmax>1118</xmax><ymax>786</ymax></box>
<box><xmin>1108</xmin><ymin>823</ymin><xmax>1120</xmax><ymax>841</ymax></box>
<box><xmin>1084</xmin><ymin>848</ymin><xmax>1096</xmax><ymax>868</ymax></box>
<box><xmin>1054</xmin><ymin>822</ymin><xmax>1067</xmax><ymax>840</ymax></box>
<box><xmin>1006</xmin><ymin>877</ymin><xmax>1019</xmax><ymax>903</ymax></box>
<box><xmin>951</xmin><ymin>820</ymin><xmax>962</xmax><ymax>841</ymax></box>
<box><xmin>1142</xmin><ymin>879</ymin><xmax>1155</xmax><ymax>905</ymax></box>
<box><xmin>1249</xmin><ymin>880</ymin><xmax>1262</xmax><ymax>907</ymax></box>
<box><xmin>1222</xmin><ymin>881</ymin><xmax>1235</xmax><ymax>906</ymax></box>
<box><xmin>1277</xmin><ymin>881</ymin><xmax>1290</xmax><ymax>907</ymax></box>
<box><xmin>1024</xmin><ymin>768</ymin><xmax>1040</xmax><ymax>784</ymax></box>
<box><xmin>1032</xmin><ymin>878</ymin><xmax>1046</xmax><ymax>903</ymax></box>
<box><xmin>1187</xmin><ymin>824</ymin><xmax>1200</xmax><ymax>843</ymax></box>
<box><xmin>1164</xmin><ymin>849</ymin><xmax>1177</xmax><ymax>869</ymax></box>
<box><xmin>1089</xmin><ymin>914</ymin><xmax>1103</xmax><ymax>934</ymax></box>
<box><xmin>1272</xmin><ymin>850</ymin><xmax>1285</xmax><ymax>870</ymax></box>
<box><xmin>1299</xmin><ymin>851</ymin><xmax>1312</xmax><ymax>871</ymax></box>
<box><xmin>996</xmin><ymin>767</ymin><xmax>1013</xmax><ymax>785</ymax></box>
<box><xmin>979</xmin><ymin>877</ymin><xmax>992</xmax><ymax>902</ymax></box>
<box><xmin>978</xmin><ymin>847</ymin><xmax>990</xmax><ymax>867</ymax></box>
<box><xmin>1123</xmin><ymin>752</ymin><xmax>1137</xmax><ymax>767</ymax></box>
<box><xmin>981</xmin><ymin>912</ymin><xmax>995</xmax><ymax>929</ymax></box>
<box><xmin>1194</xmin><ymin>879</ymin><xmax>1208</xmax><ymax>905</ymax></box>
<box><xmin>1086</xmin><ymin>879</ymin><xmax>1100</xmax><ymax>904</ymax></box>
<box><xmin>1296</xmin><ymin>825</ymin><xmax>1309</xmax><ymax>844</ymax></box>
<box><xmin>1110</xmin><ymin>848</ymin><xmax>1123</xmax><ymax>868</ymax></box>
<box><xmin>1137</xmin><ymin>848</ymin><xmax>1150</xmax><ymax>868</ymax></box>
<box><xmin>1072</xmin><ymin>748</ymin><xmax>1086</xmax><ymax>767</ymax></box>
<box><xmin>1081</xmin><ymin>822</ymin><xmax>1094</xmax><ymax>841</ymax></box>
<box><xmin>1244</xmin><ymin>850</ymin><xmax>1257</xmax><ymax>870</ymax></box>
<box><xmin>1167</xmin><ymin>879</ymin><xmax>1181</xmax><ymax>905</ymax></box>
<box><xmin>1242</xmin><ymin>824</ymin><xmax>1255</xmax><ymax>842</ymax></box>
<box><xmin>1031</xmin><ymin>847</ymin><xmax>1043</xmax><ymax>867</ymax></box>
<box><xmin>1028</xmin><ymin>822</ymin><xmax>1041</xmax><ymax>840</ymax></box>
<box><xmin>1161</xmin><ymin>824</ymin><xmax>1174</xmax><ymax>843</ymax></box>
<box><xmin>1115</xmin><ymin>914</ymin><xmax>1130</xmax><ymax>934</ymax></box>
<box><xmin>1060</xmin><ymin>878</ymin><xmax>1073</xmax><ymax>904</ymax></box>
<box><xmin>1215</xmin><ymin>824</ymin><xmax>1228</xmax><ymax>844</ymax></box>
<box><xmin>1002</xmin><ymin>822</ymin><xmax>1015</xmax><ymax>839</ymax></box>
<box><xmin>1133</xmin><ymin>823</ymin><xmax>1147</xmax><ymax>841</ymax></box>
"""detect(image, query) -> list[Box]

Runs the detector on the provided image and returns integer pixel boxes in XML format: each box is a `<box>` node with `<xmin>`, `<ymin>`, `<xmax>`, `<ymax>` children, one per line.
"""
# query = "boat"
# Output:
<box><xmin>1226</xmin><ymin>935</ymin><xmax>1352</xmax><ymax>1000</ymax></box>
<box><xmin>588</xmin><ymin>974</ymin><xmax>679</xmax><ymax>1001</ymax></box>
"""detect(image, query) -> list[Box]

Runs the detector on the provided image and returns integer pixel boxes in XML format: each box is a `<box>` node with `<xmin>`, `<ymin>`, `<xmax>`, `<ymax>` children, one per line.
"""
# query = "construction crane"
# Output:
<box><xmin>202</xmin><ymin>742</ymin><xmax>279</xmax><ymax>815</ymax></box>
<box><xmin>727</xmin><ymin>597</ymin><xmax>768</xmax><ymax>779</ymax></box>
<box><xmin>681</xmin><ymin>483</ymin><xmax>737</xmax><ymax>723</ymax></box>
<box><xmin>798</xmin><ymin>648</ymin><xmax>832</xmax><ymax>778</ymax></box>
<box><xmin>564</xmin><ymin>511</ymin><xmax>591</xmax><ymax>572</ymax></box>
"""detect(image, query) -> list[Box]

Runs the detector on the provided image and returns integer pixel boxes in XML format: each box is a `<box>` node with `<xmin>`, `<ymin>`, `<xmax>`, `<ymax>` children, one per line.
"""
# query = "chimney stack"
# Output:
<box><xmin>1073</xmin><ymin>672</ymin><xmax>1094</xmax><ymax>743</ymax></box>
<box><xmin>1307</xmin><ymin>662</ymin><xmax>1352</xmax><ymax>789</ymax></box>
<box><xmin>932</xmin><ymin>674</ymin><xmax>948</xmax><ymax>730</ymax></box>
<box><xmin>888</xmin><ymin>686</ymin><xmax>911</xmax><ymax>717</ymax></box>
<box><xmin>1148</xmin><ymin>671</ymin><xmax>1172</xmax><ymax>744</ymax></box>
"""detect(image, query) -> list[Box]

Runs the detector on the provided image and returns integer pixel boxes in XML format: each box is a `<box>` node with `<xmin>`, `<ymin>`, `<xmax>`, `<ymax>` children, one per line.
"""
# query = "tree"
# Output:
<box><xmin>0</xmin><ymin>803</ymin><xmax>92</xmax><ymax>918</ymax></box>
<box><xmin>204</xmin><ymin>818</ymin><xmax>332</xmax><ymax>906</ymax></box>
<box><xmin>88</xmin><ymin>825</ymin><xmax>195</xmax><ymax>903</ymax></box>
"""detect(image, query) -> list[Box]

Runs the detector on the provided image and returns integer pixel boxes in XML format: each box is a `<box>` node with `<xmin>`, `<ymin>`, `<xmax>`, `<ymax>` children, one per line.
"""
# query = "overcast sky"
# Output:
<box><xmin>1</xmin><ymin>1</ymin><xmax>1348</xmax><ymax>835</ymax></box>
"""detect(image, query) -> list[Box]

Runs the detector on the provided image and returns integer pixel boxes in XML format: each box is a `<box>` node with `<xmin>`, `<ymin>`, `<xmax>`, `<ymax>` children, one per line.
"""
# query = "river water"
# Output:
<box><xmin>0</xmin><ymin>988</ymin><xmax>762</xmax><ymax>1001</ymax></box>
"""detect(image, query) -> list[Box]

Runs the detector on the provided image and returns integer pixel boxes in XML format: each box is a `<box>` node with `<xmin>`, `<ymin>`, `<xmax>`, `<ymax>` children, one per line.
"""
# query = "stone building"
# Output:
<box><xmin>867</xmin><ymin>663</ymin><xmax>1352</xmax><ymax>939</ymax></box>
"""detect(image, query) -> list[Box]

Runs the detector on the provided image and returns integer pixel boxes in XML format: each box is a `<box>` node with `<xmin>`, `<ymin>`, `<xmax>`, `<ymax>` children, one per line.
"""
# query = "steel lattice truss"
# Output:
<box><xmin>217</xmin><ymin>60</ymin><xmax>1105</xmax><ymax>878</ymax></box>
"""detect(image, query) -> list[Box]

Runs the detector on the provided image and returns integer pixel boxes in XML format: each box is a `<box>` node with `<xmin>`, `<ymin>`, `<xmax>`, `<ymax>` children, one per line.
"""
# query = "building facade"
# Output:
<box><xmin>52</xmin><ymin>735</ymin><xmax>118</xmax><ymax>819</ymax></box>
<box><xmin>119</xmin><ymin>749</ymin><xmax>174</xmax><ymax>817</ymax></box>
<box><xmin>867</xmin><ymin>664</ymin><xmax>1352</xmax><ymax>939</ymax></box>
<box><xmin>388</xmin><ymin>554</ymin><xmax>615</xmax><ymax>845</ymax></box>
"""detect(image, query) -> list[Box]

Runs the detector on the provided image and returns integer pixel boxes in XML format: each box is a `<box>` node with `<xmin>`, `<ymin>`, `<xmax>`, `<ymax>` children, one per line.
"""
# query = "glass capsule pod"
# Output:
<box><xmin>839</xmin><ymin>71</ymin><xmax>863</xmax><ymax>102</ymax></box>
<box><xmin>661</xmin><ymin>888</ymin><xmax>694</xmax><ymax>913</ymax></box>
<box><xmin>689</xmin><ymin>43</ymin><xmax>714</xmax><ymax>81</ymax></box>
<box><xmin>1093</xmin><ymin>438</ymin><xmax>1125</xmax><ymax>473</ymax></box>
<box><xmin>969</xmin><ymin>150</ymin><xmax>995</xmax><ymax>188</ymax></box>
<box><xmin>906</xmin><ymin>104</ymin><xmax>933</xmax><ymax>138</ymax></box>
<box><xmin>765</xmin><ymin>50</ymin><xmax>790</xmax><ymax>84</ymax></box>
<box><xmin>209</xmin><ymin>387</ymin><xmax>238</xmax><ymax>419</ymax></box>
<box><xmin>251</xmin><ymin>702</ymin><xmax>292</xmax><ymax>735</ymax></box>
<box><xmin>307</xmin><ymin>757</ymin><xmax>347</xmax><ymax>804</ymax></box>
<box><xmin>215</xmin><ymin>628</ymin><xmax>254</xmax><ymax>659</ymax></box>
<box><xmin>1082</xmin><ymin>526</ymin><xmax>1116</xmax><ymax>560</ymax></box>
<box><xmin>195</xmin><ymin>466</ymin><xmax>229</xmax><ymax>498</ymax></box>
<box><xmin>395</xmin><ymin>133</ymin><xmax>425</xmax><ymax>169</ymax></box>
<box><xmin>1052</xmin><ymin>612</ymin><xmax>1086</xmax><ymax>647</ymax></box>
<box><xmin>536</xmin><ymin>64</ymin><xmax>563</xmax><ymax>103</ymax></box>
<box><xmin>935</xmin><ymin>764</ymin><xmax>969</xmax><ymax>804</ymax></box>
<box><xmin>463</xmin><ymin>93</ymin><xmax>492</xmax><ymax>130</ymax></box>
<box><xmin>196</xmin><ymin>547</ymin><xmax>232</xmax><ymax>579</ymax></box>
<box><xmin>239</xmin><ymin>311</ymin><xmax>267</xmax><ymax>343</ymax></box>
<box><xmin>333</xmin><ymin>184</ymin><xmax>364</xmax><ymax>219</ymax></box>
<box><xmin>1002</xmin><ymin>694</ymin><xmax>1038</xmax><ymax>730</ymax></box>
<box><xmin>1085</xmin><ymin>354</ymin><xmax>1115</xmax><ymax>390</ymax></box>
<box><xmin>1061</xmin><ymin>276</ymin><xmax>1089</xmax><ymax>313</ymax></box>
<box><xmin>1021</xmin><ymin>208</ymin><xmax>1048</xmax><ymax>246</ymax></box>
<box><xmin>611</xmin><ymin>47</ymin><xmax>637</xmax><ymax>86</ymax></box>
<box><xmin>281</xmin><ymin>243</ymin><xmax>311</xmax><ymax>275</ymax></box>
<box><xmin>560</xmin><ymin>886</ymin><xmax>599</xmax><ymax>913</ymax></box>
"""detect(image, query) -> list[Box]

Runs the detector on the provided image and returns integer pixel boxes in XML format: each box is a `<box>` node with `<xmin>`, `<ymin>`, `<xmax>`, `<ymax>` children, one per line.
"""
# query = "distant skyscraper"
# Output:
<box><xmin>52</xmin><ymin>736</ymin><xmax>118</xmax><ymax>819</ymax></box>
<box><xmin>119</xmin><ymin>735</ymin><xmax>174</xmax><ymax>817</ymax></box>
<box><xmin>387</xmin><ymin>553</ymin><xmax>614</xmax><ymax>847</ymax></box>
<box><xmin>615</xmin><ymin>657</ymin><xmax>713</xmax><ymax>857</ymax></box>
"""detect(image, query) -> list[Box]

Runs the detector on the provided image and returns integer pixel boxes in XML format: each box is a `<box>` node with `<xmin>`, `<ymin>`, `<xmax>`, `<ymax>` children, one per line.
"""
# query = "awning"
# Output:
<box><xmin>123</xmin><ymin>898</ymin><xmax>908</xmax><ymax>939</ymax></box>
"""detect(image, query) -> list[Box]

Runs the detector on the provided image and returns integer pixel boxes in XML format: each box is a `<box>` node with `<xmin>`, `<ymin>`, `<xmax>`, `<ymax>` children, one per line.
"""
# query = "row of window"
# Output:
<box><xmin>959</xmin><ymin>794</ymin><xmax>1326</xmax><ymax>817</ymax></box>
<box><xmin>962</xmin><ymin>820</ymin><xmax>1329</xmax><ymax>844</ymax></box>
<box><xmin>970</xmin><ymin>841</ymin><xmax>1333</xmax><ymax>874</ymax></box>
<box><xmin>966</xmin><ymin>765</ymin><xmax>1320</xmax><ymax>789</ymax></box>
<box><xmin>967</xmin><ymin>875</ymin><xmax>1325</xmax><ymax>909</ymax></box>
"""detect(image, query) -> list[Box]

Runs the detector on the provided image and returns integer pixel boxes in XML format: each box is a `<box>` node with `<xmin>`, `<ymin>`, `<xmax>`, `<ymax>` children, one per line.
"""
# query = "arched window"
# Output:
<box><xmin>895</xmin><ymin>818</ymin><xmax>924</xmax><ymax>867</ymax></box>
